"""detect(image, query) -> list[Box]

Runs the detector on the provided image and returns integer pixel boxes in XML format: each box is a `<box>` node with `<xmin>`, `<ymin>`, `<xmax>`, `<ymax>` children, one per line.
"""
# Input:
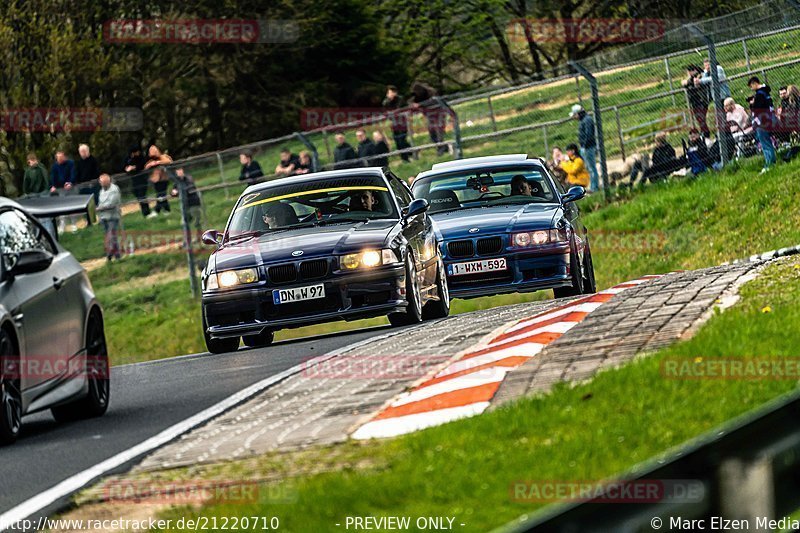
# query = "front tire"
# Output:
<box><xmin>51</xmin><ymin>311</ymin><xmax>110</xmax><ymax>423</ymax></box>
<box><xmin>243</xmin><ymin>329</ymin><xmax>274</xmax><ymax>348</ymax></box>
<box><xmin>203</xmin><ymin>314</ymin><xmax>240</xmax><ymax>354</ymax></box>
<box><xmin>0</xmin><ymin>328</ymin><xmax>22</xmax><ymax>445</ymax></box>
<box><xmin>553</xmin><ymin>238</ymin><xmax>585</xmax><ymax>299</ymax></box>
<box><xmin>582</xmin><ymin>243</ymin><xmax>597</xmax><ymax>294</ymax></box>
<box><xmin>388</xmin><ymin>253</ymin><xmax>423</xmax><ymax>327</ymax></box>
<box><xmin>422</xmin><ymin>258</ymin><xmax>450</xmax><ymax>320</ymax></box>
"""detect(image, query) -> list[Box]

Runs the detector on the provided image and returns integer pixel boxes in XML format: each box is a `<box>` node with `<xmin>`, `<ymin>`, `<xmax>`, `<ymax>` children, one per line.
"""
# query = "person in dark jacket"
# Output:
<box><xmin>630</xmin><ymin>133</ymin><xmax>683</xmax><ymax>186</ymax></box>
<box><xmin>371</xmin><ymin>131</ymin><xmax>390</xmax><ymax>168</ymax></box>
<box><xmin>748</xmin><ymin>76</ymin><xmax>777</xmax><ymax>172</ymax></box>
<box><xmin>275</xmin><ymin>148</ymin><xmax>300</xmax><ymax>176</ymax></box>
<box><xmin>686</xmin><ymin>128</ymin><xmax>711</xmax><ymax>176</ymax></box>
<box><xmin>124</xmin><ymin>145</ymin><xmax>150</xmax><ymax>217</ymax></box>
<box><xmin>23</xmin><ymin>153</ymin><xmax>50</xmax><ymax>196</ymax></box>
<box><xmin>75</xmin><ymin>143</ymin><xmax>100</xmax><ymax>203</ymax></box>
<box><xmin>172</xmin><ymin>167</ymin><xmax>204</xmax><ymax>236</ymax></box>
<box><xmin>382</xmin><ymin>85</ymin><xmax>410</xmax><ymax>162</ymax></box>
<box><xmin>333</xmin><ymin>133</ymin><xmax>358</xmax><ymax>169</ymax></box>
<box><xmin>239</xmin><ymin>152</ymin><xmax>264</xmax><ymax>183</ymax></box>
<box><xmin>409</xmin><ymin>81</ymin><xmax>448</xmax><ymax>156</ymax></box>
<box><xmin>355</xmin><ymin>129</ymin><xmax>375</xmax><ymax>166</ymax></box>
<box><xmin>294</xmin><ymin>151</ymin><xmax>314</xmax><ymax>175</ymax></box>
<box><xmin>682</xmin><ymin>65</ymin><xmax>710</xmax><ymax>137</ymax></box>
<box><xmin>569</xmin><ymin>104</ymin><xmax>599</xmax><ymax>191</ymax></box>
<box><xmin>50</xmin><ymin>151</ymin><xmax>75</xmax><ymax>192</ymax></box>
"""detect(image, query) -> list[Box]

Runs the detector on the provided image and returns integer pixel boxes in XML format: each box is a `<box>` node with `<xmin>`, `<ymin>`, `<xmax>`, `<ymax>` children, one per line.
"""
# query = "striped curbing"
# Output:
<box><xmin>351</xmin><ymin>276</ymin><xmax>661</xmax><ymax>440</ymax></box>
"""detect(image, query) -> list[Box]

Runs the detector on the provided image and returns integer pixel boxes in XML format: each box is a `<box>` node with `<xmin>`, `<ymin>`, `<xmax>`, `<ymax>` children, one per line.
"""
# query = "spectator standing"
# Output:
<box><xmin>682</xmin><ymin>65</ymin><xmax>710</xmax><ymax>137</ymax></box>
<box><xmin>97</xmin><ymin>173</ymin><xmax>122</xmax><ymax>262</ymax></box>
<box><xmin>275</xmin><ymin>148</ymin><xmax>300</xmax><ymax>176</ymax></box>
<box><xmin>144</xmin><ymin>145</ymin><xmax>173</xmax><ymax>169</ymax></box>
<box><xmin>372</xmin><ymin>131</ymin><xmax>390</xmax><ymax>168</ymax></box>
<box><xmin>569</xmin><ymin>104</ymin><xmax>599</xmax><ymax>191</ymax></box>
<box><xmin>239</xmin><ymin>152</ymin><xmax>264</xmax><ymax>183</ymax></box>
<box><xmin>699</xmin><ymin>58</ymin><xmax>731</xmax><ymax>101</ymax></box>
<box><xmin>548</xmin><ymin>146</ymin><xmax>568</xmax><ymax>187</ymax></box>
<box><xmin>559</xmin><ymin>144</ymin><xmax>590</xmax><ymax>187</ymax></box>
<box><xmin>748</xmin><ymin>76</ymin><xmax>777</xmax><ymax>173</ymax></box>
<box><xmin>172</xmin><ymin>167</ymin><xmax>204</xmax><ymax>238</ymax></box>
<box><xmin>75</xmin><ymin>144</ymin><xmax>100</xmax><ymax>201</ymax></box>
<box><xmin>777</xmin><ymin>85</ymin><xmax>800</xmax><ymax>139</ymax></box>
<box><xmin>149</xmin><ymin>167</ymin><xmax>171</xmax><ymax>215</ymax></box>
<box><xmin>356</xmin><ymin>129</ymin><xmax>375</xmax><ymax>165</ymax></box>
<box><xmin>409</xmin><ymin>82</ymin><xmax>448</xmax><ymax>156</ymax></box>
<box><xmin>295</xmin><ymin>151</ymin><xmax>314</xmax><ymax>175</ymax></box>
<box><xmin>23</xmin><ymin>153</ymin><xmax>49</xmax><ymax>196</ymax></box>
<box><xmin>125</xmin><ymin>145</ymin><xmax>150</xmax><ymax>217</ymax></box>
<box><xmin>382</xmin><ymin>85</ymin><xmax>410</xmax><ymax>162</ymax></box>
<box><xmin>333</xmin><ymin>133</ymin><xmax>358</xmax><ymax>169</ymax></box>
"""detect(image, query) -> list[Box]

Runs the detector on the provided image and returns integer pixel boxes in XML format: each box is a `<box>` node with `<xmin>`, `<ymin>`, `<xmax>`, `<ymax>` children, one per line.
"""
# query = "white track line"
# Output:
<box><xmin>0</xmin><ymin>325</ymin><xmax>418</xmax><ymax>531</ymax></box>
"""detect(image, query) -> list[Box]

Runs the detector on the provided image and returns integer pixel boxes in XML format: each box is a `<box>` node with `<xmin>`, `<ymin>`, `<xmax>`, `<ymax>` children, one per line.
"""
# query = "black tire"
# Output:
<box><xmin>243</xmin><ymin>329</ymin><xmax>274</xmax><ymax>348</ymax></box>
<box><xmin>0</xmin><ymin>328</ymin><xmax>22</xmax><ymax>445</ymax></box>
<box><xmin>203</xmin><ymin>314</ymin><xmax>240</xmax><ymax>354</ymax></box>
<box><xmin>388</xmin><ymin>253</ymin><xmax>423</xmax><ymax>327</ymax></box>
<box><xmin>422</xmin><ymin>258</ymin><xmax>450</xmax><ymax>320</ymax></box>
<box><xmin>582</xmin><ymin>243</ymin><xmax>597</xmax><ymax>294</ymax></box>
<box><xmin>51</xmin><ymin>311</ymin><xmax>110</xmax><ymax>423</ymax></box>
<box><xmin>553</xmin><ymin>238</ymin><xmax>585</xmax><ymax>299</ymax></box>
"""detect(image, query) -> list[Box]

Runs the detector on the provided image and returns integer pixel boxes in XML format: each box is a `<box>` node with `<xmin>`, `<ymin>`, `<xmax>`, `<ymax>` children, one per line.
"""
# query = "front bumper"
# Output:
<box><xmin>202</xmin><ymin>264</ymin><xmax>406</xmax><ymax>338</ymax></box>
<box><xmin>444</xmin><ymin>242</ymin><xmax>572</xmax><ymax>299</ymax></box>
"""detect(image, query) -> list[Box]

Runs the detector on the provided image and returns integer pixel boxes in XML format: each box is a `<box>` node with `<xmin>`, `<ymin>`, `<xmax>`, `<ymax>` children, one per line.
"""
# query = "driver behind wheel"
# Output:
<box><xmin>261</xmin><ymin>201</ymin><xmax>299</xmax><ymax>229</ymax></box>
<box><xmin>349</xmin><ymin>190</ymin><xmax>377</xmax><ymax>212</ymax></box>
<box><xmin>510</xmin><ymin>174</ymin><xmax>533</xmax><ymax>196</ymax></box>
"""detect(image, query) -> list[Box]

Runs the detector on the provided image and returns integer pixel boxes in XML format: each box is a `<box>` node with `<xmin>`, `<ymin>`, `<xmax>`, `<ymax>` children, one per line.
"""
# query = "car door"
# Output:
<box><xmin>388</xmin><ymin>175</ymin><xmax>437</xmax><ymax>287</ymax></box>
<box><xmin>0</xmin><ymin>209</ymin><xmax>73</xmax><ymax>390</ymax></box>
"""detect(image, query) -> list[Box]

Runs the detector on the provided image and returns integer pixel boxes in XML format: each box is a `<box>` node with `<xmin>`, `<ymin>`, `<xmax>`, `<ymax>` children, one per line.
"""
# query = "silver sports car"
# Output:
<box><xmin>0</xmin><ymin>196</ymin><xmax>109</xmax><ymax>445</ymax></box>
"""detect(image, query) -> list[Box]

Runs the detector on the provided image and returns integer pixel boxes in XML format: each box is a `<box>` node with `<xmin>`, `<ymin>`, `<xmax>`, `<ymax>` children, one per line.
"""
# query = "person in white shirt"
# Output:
<box><xmin>97</xmin><ymin>173</ymin><xmax>122</xmax><ymax>261</ymax></box>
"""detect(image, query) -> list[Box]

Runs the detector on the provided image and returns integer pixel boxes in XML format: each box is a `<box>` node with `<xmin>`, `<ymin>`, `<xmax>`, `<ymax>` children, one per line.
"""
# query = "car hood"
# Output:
<box><xmin>430</xmin><ymin>203</ymin><xmax>562</xmax><ymax>240</ymax></box>
<box><xmin>211</xmin><ymin>220</ymin><xmax>396</xmax><ymax>271</ymax></box>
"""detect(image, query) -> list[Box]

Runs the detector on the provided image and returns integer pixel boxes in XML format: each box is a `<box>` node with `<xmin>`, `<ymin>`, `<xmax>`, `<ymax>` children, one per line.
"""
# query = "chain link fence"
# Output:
<box><xmin>53</xmin><ymin>0</ymin><xmax>800</xmax><ymax>291</ymax></box>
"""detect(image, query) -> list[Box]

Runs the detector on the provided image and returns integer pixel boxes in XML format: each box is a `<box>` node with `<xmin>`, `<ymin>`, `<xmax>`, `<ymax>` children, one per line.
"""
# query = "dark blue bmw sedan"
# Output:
<box><xmin>411</xmin><ymin>154</ymin><xmax>595</xmax><ymax>300</ymax></box>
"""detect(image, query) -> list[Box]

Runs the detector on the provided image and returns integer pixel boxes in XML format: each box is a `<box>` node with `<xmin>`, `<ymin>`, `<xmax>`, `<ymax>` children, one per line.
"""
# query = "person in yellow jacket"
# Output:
<box><xmin>559</xmin><ymin>143</ymin><xmax>591</xmax><ymax>188</ymax></box>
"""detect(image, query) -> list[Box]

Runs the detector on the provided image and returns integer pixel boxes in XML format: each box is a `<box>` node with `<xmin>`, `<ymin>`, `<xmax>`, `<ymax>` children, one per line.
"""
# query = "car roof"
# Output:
<box><xmin>243</xmin><ymin>167</ymin><xmax>387</xmax><ymax>195</ymax></box>
<box><xmin>416</xmin><ymin>154</ymin><xmax>548</xmax><ymax>181</ymax></box>
<box><xmin>0</xmin><ymin>197</ymin><xmax>23</xmax><ymax>210</ymax></box>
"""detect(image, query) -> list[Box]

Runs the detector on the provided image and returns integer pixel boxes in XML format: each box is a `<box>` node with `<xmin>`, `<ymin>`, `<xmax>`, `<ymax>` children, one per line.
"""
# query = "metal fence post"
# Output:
<box><xmin>542</xmin><ymin>125</ymin><xmax>549</xmax><ymax>157</ymax></box>
<box><xmin>687</xmin><ymin>25</ymin><xmax>730</xmax><ymax>168</ymax></box>
<box><xmin>322</xmin><ymin>130</ymin><xmax>332</xmax><ymax>163</ymax></box>
<box><xmin>742</xmin><ymin>39</ymin><xmax>751</xmax><ymax>71</ymax></box>
<box><xmin>569</xmin><ymin>61</ymin><xmax>610</xmax><ymax>200</ymax></box>
<box><xmin>436</xmin><ymin>97</ymin><xmax>463</xmax><ymax>159</ymax></box>
<box><xmin>665</xmin><ymin>57</ymin><xmax>676</xmax><ymax>106</ymax></box>
<box><xmin>215</xmin><ymin>152</ymin><xmax>229</xmax><ymax>199</ymax></box>
<box><xmin>294</xmin><ymin>131</ymin><xmax>320</xmax><ymax>171</ymax></box>
<box><xmin>614</xmin><ymin>106</ymin><xmax>626</xmax><ymax>162</ymax></box>
<box><xmin>168</xmin><ymin>167</ymin><xmax>199</xmax><ymax>297</ymax></box>
<box><xmin>575</xmin><ymin>75</ymin><xmax>582</xmax><ymax>105</ymax></box>
<box><xmin>487</xmin><ymin>95</ymin><xmax>498</xmax><ymax>132</ymax></box>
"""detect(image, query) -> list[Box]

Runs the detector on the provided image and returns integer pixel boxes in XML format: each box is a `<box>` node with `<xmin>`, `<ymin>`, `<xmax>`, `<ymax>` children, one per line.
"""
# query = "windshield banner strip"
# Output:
<box><xmin>236</xmin><ymin>186</ymin><xmax>389</xmax><ymax>211</ymax></box>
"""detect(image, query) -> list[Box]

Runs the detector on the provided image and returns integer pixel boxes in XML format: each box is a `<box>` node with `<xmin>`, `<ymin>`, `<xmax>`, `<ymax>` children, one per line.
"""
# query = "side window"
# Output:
<box><xmin>0</xmin><ymin>210</ymin><xmax>56</xmax><ymax>256</ymax></box>
<box><xmin>388</xmin><ymin>177</ymin><xmax>414</xmax><ymax>208</ymax></box>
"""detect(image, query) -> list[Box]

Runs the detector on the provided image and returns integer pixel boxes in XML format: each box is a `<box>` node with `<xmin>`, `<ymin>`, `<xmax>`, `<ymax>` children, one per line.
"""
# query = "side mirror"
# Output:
<box><xmin>405</xmin><ymin>198</ymin><xmax>430</xmax><ymax>219</ymax></box>
<box><xmin>201</xmin><ymin>229</ymin><xmax>222</xmax><ymax>247</ymax></box>
<box><xmin>561</xmin><ymin>186</ymin><xmax>586</xmax><ymax>204</ymax></box>
<box><xmin>5</xmin><ymin>249</ymin><xmax>54</xmax><ymax>278</ymax></box>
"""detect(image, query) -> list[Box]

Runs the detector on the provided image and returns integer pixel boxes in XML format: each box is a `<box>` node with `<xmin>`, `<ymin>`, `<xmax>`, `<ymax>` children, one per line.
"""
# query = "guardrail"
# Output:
<box><xmin>498</xmin><ymin>386</ymin><xmax>800</xmax><ymax>532</ymax></box>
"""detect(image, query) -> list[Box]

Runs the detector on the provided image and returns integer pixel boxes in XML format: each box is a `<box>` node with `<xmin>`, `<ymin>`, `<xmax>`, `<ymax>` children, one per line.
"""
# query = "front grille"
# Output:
<box><xmin>300</xmin><ymin>259</ymin><xmax>328</xmax><ymax>280</ymax></box>
<box><xmin>447</xmin><ymin>240</ymin><xmax>475</xmax><ymax>259</ymax></box>
<box><xmin>476</xmin><ymin>236</ymin><xmax>503</xmax><ymax>256</ymax></box>
<box><xmin>268</xmin><ymin>263</ymin><xmax>297</xmax><ymax>284</ymax></box>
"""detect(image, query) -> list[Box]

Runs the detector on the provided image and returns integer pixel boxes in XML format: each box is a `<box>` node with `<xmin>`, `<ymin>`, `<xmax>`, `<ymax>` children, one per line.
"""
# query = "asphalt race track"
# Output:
<box><xmin>0</xmin><ymin>326</ymin><xmax>391</xmax><ymax>522</ymax></box>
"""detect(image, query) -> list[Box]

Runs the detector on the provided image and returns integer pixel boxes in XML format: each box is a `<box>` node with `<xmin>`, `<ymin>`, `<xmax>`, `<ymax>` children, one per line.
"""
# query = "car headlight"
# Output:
<box><xmin>208</xmin><ymin>268</ymin><xmax>259</xmax><ymax>289</ymax></box>
<box><xmin>341</xmin><ymin>249</ymin><xmax>399</xmax><ymax>270</ymax></box>
<box><xmin>512</xmin><ymin>229</ymin><xmax>569</xmax><ymax>248</ymax></box>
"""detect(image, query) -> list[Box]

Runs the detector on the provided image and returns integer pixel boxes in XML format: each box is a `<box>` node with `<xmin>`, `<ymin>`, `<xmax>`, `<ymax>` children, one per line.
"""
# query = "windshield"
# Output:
<box><xmin>226</xmin><ymin>175</ymin><xmax>397</xmax><ymax>239</ymax></box>
<box><xmin>411</xmin><ymin>166</ymin><xmax>557</xmax><ymax>213</ymax></box>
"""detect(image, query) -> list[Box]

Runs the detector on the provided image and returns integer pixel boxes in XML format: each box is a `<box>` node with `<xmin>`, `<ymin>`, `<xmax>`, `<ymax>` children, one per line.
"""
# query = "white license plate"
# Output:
<box><xmin>272</xmin><ymin>283</ymin><xmax>325</xmax><ymax>304</ymax></box>
<box><xmin>448</xmin><ymin>258</ymin><xmax>507</xmax><ymax>276</ymax></box>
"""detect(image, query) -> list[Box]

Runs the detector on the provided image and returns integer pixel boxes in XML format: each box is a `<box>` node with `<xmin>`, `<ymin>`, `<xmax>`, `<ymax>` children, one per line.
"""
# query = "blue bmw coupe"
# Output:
<box><xmin>412</xmin><ymin>154</ymin><xmax>595</xmax><ymax>300</ymax></box>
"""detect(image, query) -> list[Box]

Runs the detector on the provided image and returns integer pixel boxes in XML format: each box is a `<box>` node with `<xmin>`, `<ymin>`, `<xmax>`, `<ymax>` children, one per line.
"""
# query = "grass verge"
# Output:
<box><xmin>142</xmin><ymin>256</ymin><xmax>800</xmax><ymax>532</ymax></box>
